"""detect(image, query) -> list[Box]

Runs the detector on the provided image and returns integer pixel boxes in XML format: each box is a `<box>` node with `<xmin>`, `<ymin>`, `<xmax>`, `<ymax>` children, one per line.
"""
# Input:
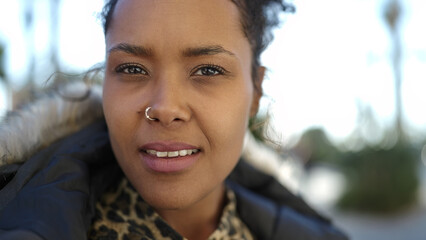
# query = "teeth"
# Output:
<box><xmin>157</xmin><ymin>151</ymin><xmax>168</xmax><ymax>157</ymax></box>
<box><xmin>146</xmin><ymin>150</ymin><xmax>156</xmax><ymax>155</ymax></box>
<box><xmin>168</xmin><ymin>151</ymin><xmax>179</xmax><ymax>157</ymax></box>
<box><xmin>145</xmin><ymin>149</ymin><xmax>199</xmax><ymax>158</ymax></box>
<box><xmin>179</xmin><ymin>150</ymin><xmax>188</xmax><ymax>156</ymax></box>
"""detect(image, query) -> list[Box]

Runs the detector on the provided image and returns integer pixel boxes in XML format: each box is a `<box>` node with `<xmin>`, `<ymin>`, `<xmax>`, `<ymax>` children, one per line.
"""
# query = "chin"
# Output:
<box><xmin>141</xmin><ymin>188</ymin><xmax>199</xmax><ymax>211</ymax></box>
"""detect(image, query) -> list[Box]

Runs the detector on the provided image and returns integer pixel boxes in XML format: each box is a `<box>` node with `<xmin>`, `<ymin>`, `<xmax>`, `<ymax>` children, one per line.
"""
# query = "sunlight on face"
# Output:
<box><xmin>102</xmin><ymin>0</ymin><xmax>261</xmax><ymax>211</ymax></box>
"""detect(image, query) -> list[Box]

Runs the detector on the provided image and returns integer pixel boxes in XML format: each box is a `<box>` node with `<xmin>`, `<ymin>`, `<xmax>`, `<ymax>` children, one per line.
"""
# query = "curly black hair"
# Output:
<box><xmin>100</xmin><ymin>0</ymin><xmax>294</xmax><ymax>83</ymax></box>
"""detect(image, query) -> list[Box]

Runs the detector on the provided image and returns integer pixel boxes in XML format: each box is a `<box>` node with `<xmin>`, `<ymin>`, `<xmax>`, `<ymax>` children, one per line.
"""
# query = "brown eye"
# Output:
<box><xmin>115</xmin><ymin>63</ymin><xmax>148</xmax><ymax>75</ymax></box>
<box><xmin>192</xmin><ymin>64</ymin><xmax>226</xmax><ymax>76</ymax></box>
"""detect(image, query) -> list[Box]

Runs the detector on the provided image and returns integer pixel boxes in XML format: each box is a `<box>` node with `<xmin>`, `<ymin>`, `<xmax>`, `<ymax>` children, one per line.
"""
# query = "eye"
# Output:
<box><xmin>192</xmin><ymin>64</ymin><xmax>227</xmax><ymax>76</ymax></box>
<box><xmin>115</xmin><ymin>63</ymin><xmax>148</xmax><ymax>75</ymax></box>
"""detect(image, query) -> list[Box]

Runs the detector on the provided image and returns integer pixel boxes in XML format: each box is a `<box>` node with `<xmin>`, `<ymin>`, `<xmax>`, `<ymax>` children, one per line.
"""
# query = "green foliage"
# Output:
<box><xmin>292</xmin><ymin>103</ymin><xmax>422</xmax><ymax>213</ymax></box>
<box><xmin>293</xmin><ymin>128</ymin><xmax>342</xmax><ymax>166</ymax></box>
<box><xmin>294</xmin><ymin>125</ymin><xmax>421</xmax><ymax>213</ymax></box>
<box><xmin>338</xmin><ymin>142</ymin><xmax>420</xmax><ymax>213</ymax></box>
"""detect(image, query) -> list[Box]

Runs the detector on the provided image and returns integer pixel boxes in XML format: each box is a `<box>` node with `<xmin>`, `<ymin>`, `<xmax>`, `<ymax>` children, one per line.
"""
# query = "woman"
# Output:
<box><xmin>0</xmin><ymin>0</ymin><xmax>347</xmax><ymax>239</ymax></box>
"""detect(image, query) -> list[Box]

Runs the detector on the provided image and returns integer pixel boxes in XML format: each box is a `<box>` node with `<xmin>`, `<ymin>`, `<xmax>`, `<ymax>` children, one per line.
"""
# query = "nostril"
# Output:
<box><xmin>140</xmin><ymin>104</ymin><xmax>191</xmax><ymax>125</ymax></box>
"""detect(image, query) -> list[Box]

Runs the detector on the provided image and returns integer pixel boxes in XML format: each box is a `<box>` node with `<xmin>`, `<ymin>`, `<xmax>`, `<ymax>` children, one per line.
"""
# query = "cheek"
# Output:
<box><xmin>103</xmin><ymin>82</ymin><xmax>122</xmax><ymax>139</ymax></box>
<box><xmin>205</xmin><ymin>83</ymin><xmax>254</xmax><ymax>167</ymax></box>
<box><xmin>102</xmin><ymin>77</ymin><xmax>138</xmax><ymax>129</ymax></box>
<box><xmin>103</xmin><ymin>81</ymin><xmax>122</xmax><ymax>156</ymax></box>
<box><xmin>102</xmin><ymin>81</ymin><xmax>143</xmax><ymax>188</ymax></box>
<box><xmin>102</xmin><ymin>78</ymin><xmax>136</xmax><ymax>157</ymax></box>
<box><xmin>102</xmin><ymin>77</ymin><xmax>119</xmax><ymax>122</ymax></box>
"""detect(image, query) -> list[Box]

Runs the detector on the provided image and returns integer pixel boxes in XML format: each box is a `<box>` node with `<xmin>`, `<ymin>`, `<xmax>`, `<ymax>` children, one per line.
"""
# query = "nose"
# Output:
<box><xmin>145</xmin><ymin>76</ymin><xmax>191</xmax><ymax>127</ymax></box>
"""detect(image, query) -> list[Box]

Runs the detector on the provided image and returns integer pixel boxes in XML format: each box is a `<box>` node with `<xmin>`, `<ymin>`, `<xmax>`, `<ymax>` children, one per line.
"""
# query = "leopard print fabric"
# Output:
<box><xmin>89</xmin><ymin>177</ymin><xmax>255</xmax><ymax>240</ymax></box>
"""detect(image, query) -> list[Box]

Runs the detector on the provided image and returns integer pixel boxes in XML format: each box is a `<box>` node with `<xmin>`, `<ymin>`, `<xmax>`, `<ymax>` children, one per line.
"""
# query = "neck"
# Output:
<box><xmin>156</xmin><ymin>184</ymin><xmax>226</xmax><ymax>240</ymax></box>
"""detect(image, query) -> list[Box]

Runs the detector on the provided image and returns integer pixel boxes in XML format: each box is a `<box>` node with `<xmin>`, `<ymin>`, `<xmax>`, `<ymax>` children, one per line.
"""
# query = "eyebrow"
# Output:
<box><xmin>107</xmin><ymin>43</ymin><xmax>154</xmax><ymax>57</ymax></box>
<box><xmin>182</xmin><ymin>45</ymin><xmax>236</xmax><ymax>58</ymax></box>
<box><xmin>108</xmin><ymin>43</ymin><xmax>236</xmax><ymax>58</ymax></box>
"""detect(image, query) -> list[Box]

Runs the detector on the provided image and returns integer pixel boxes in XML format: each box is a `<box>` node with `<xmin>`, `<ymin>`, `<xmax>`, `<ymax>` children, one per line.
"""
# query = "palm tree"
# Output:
<box><xmin>23</xmin><ymin>0</ymin><xmax>35</xmax><ymax>87</ymax></box>
<box><xmin>13</xmin><ymin>0</ymin><xmax>61</xmax><ymax>108</ymax></box>
<box><xmin>384</xmin><ymin>0</ymin><xmax>404</xmax><ymax>140</ymax></box>
<box><xmin>50</xmin><ymin>0</ymin><xmax>61</xmax><ymax>74</ymax></box>
<box><xmin>0</xmin><ymin>44</ymin><xmax>5</xmax><ymax>81</ymax></box>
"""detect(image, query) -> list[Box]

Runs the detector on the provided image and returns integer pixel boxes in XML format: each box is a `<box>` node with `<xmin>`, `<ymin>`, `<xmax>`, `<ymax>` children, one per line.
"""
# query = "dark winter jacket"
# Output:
<box><xmin>0</xmin><ymin>84</ymin><xmax>348</xmax><ymax>240</ymax></box>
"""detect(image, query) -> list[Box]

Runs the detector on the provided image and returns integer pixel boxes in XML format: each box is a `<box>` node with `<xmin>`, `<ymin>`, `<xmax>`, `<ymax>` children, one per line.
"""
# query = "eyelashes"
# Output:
<box><xmin>114</xmin><ymin>63</ymin><xmax>229</xmax><ymax>77</ymax></box>
<box><xmin>115</xmin><ymin>63</ymin><xmax>148</xmax><ymax>75</ymax></box>
<box><xmin>190</xmin><ymin>64</ymin><xmax>228</xmax><ymax>77</ymax></box>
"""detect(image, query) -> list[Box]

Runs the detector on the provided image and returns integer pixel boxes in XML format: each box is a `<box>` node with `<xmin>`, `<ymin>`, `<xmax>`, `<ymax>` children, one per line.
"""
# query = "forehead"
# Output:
<box><xmin>106</xmin><ymin>0</ymin><xmax>246</xmax><ymax>51</ymax></box>
<box><xmin>110</xmin><ymin>0</ymin><xmax>241</xmax><ymax>25</ymax></box>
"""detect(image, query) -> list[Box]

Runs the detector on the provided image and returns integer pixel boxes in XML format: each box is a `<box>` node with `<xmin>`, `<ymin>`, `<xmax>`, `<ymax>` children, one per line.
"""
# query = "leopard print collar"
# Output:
<box><xmin>89</xmin><ymin>177</ymin><xmax>254</xmax><ymax>240</ymax></box>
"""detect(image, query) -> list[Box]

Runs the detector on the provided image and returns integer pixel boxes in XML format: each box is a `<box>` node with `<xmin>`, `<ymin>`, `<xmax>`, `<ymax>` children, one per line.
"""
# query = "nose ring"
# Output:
<box><xmin>145</xmin><ymin>107</ymin><xmax>156</xmax><ymax>121</ymax></box>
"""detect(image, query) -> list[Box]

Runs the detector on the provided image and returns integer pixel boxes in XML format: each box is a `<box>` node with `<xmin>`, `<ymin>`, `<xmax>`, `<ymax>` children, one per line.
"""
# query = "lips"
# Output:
<box><xmin>139</xmin><ymin>142</ymin><xmax>201</xmax><ymax>173</ymax></box>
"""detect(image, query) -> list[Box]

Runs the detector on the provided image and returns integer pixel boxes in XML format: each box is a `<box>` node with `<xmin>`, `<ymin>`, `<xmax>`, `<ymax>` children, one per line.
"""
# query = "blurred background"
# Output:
<box><xmin>0</xmin><ymin>0</ymin><xmax>425</xmax><ymax>239</ymax></box>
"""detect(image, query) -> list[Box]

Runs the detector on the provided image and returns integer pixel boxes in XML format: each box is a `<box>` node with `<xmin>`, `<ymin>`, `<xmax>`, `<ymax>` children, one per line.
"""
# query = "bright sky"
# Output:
<box><xmin>0</xmin><ymin>0</ymin><xmax>425</xmax><ymax>146</ymax></box>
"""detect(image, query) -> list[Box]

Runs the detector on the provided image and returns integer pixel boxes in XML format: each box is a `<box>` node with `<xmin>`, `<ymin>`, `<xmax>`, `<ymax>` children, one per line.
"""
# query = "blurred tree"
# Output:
<box><xmin>23</xmin><ymin>0</ymin><xmax>35</xmax><ymax>87</ymax></box>
<box><xmin>338</xmin><ymin>143</ymin><xmax>419</xmax><ymax>213</ymax></box>
<box><xmin>0</xmin><ymin>44</ymin><xmax>5</xmax><ymax>81</ymax></box>
<box><xmin>14</xmin><ymin>0</ymin><xmax>62</xmax><ymax>108</ymax></box>
<box><xmin>292</xmin><ymin>128</ymin><xmax>341</xmax><ymax>166</ymax></box>
<box><xmin>0</xmin><ymin>42</ymin><xmax>12</xmax><ymax>114</ymax></box>
<box><xmin>337</xmin><ymin>0</ymin><xmax>420</xmax><ymax>214</ymax></box>
<box><xmin>335</xmin><ymin>1</ymin><xmax>422</xmax><ymax>211</ymax></box>
<box><xmin>50</xmin><ymin>0</ymin><xmax>61</xmax><ymax>73</ymax></box>
<box><xmin>384</xmin><ymin>0</ymin><xmax>404</xmax><ymax>139</ymax></box>
<box><xmin>10</xmin><ymin>0</ymin><xmax>36</xmax><ymax>109</ymax></box>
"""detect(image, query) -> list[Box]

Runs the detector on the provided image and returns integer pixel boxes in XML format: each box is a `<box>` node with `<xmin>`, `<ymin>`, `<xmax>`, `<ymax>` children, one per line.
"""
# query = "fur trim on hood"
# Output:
<box><xmin>0</xmin><ymin>83</ymin><xmax>103</xmax><ymax>166</ymax></box>
<box><xmin>0</xmin><ymin>82</ymin><xmax>300</xmax><ymax>192</ymax></box>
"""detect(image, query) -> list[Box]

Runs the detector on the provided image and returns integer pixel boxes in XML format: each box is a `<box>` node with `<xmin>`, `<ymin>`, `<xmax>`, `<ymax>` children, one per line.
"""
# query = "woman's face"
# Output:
<box><xmin>103</xmin><ymin>0</ymin><xmax>263</xmax><ymax>210</ymax></box>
